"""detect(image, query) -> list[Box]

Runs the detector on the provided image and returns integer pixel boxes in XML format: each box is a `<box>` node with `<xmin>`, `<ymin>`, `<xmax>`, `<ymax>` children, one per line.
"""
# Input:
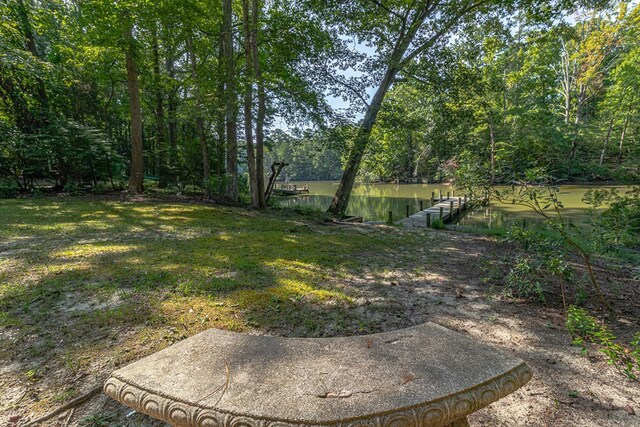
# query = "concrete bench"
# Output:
<box><xmin>104</xmin><ymin>322</ymin><xmax>532</xmax><ymax>427</ymax></box>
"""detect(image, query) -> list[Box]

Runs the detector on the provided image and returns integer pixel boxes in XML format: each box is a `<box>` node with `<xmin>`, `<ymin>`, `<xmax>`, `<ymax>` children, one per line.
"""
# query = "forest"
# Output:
<box><xmin>1</xmin><ymin>0</ymin><xmax>639</xmax><ymax>213</ymax></box>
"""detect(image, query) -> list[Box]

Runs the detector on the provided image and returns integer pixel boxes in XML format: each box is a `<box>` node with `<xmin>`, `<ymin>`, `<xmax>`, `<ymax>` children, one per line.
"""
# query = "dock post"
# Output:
<box><xmin>439</xmin><ymin>207</ymin><xmax>443</xmax><ymax>220</ymax></box>
<box><xmin>426</xmin><ymin>213</ymin><xmax>431</xmax><ymax>228</ymax></box>
<box><xmin>439</xmin><ymin>190</ymin><xmax>443</xmax><ymax>202</ymax></box>
<box><xmin>388</xmin><ymin>211</ymin><xmax>393</xmax><ymax>224</ymax></box>
<box><xmin>447</xmin><ymin>191</ymin><xmax>450</xmax><ymax>199</ymax></box>
<box><xmin>406</xmin><ymin>205</ymin><xmax>410</xmax><ymax>218</ymax></box>
<box><xmin>431</xmin><ymin>191</ymin><xmax>435</xmax><ymax>205</ymax></box>
<box><xmin>420</xmin><ymin>200</ymin><xmax>424</xmax><ymax>211</ymax></box>
<box><xmin>449</xmin><ymin>201</ymin><xmax>454</xmax><ymax>221</ymax></box>
<box><xmin>464</xmin><ymin>194</ymin><xmax>467</xmax><ymax>209</ymax></box>
<box><xmin>452</xmin><ymin>189</ymin><xmax>455</xmax><ymax>197</ymax></box>
<box><xmin>458</xmin><ymin>197</ymin><xmax>462</xmax><ymax>211</ymax></box>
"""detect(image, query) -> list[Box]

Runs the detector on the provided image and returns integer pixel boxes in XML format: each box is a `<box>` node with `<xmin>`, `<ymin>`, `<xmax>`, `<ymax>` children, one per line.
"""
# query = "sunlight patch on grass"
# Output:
<box><xmin>52</xmin><ymin>243</ymin><xmax>141</xmax><ymax>259</ymax></box>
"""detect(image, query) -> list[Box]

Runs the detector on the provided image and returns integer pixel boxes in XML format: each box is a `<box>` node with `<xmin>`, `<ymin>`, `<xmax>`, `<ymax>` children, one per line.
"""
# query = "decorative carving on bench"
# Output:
<box><xmin>104</xmin><ymin>323</ymin><xmax>532</xmax><ymax>427</ymax></box>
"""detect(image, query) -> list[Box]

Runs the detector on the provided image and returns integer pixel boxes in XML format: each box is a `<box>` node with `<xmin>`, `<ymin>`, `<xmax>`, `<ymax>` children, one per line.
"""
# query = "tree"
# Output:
<box><xmin>312</xmin><ymin>0</ymin><xmax>610</xmax><ymax>217</ymax></box>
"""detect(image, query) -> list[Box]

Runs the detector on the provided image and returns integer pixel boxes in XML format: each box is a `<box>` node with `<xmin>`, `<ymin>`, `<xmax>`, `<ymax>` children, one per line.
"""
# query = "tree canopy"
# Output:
<box><xmin>0</xmin><ymin>0</ymin><xmax>638</xmax><ymax>212</ymax></box>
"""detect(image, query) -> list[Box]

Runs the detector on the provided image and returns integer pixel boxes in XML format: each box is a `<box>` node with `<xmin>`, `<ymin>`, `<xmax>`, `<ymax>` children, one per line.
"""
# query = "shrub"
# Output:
<box><xmin>431</xmin><ymin>218</ymin><xmax>445</xmax><ymax>229</ymax></box>
<box><xmin>0</xmin><ymin>177</ymin><xmax>19</xmax><ymax>198</ymax></box>
<box><xmin>567</xmin><ymin>306</ymin><xmax>640</xmax><ymax>381</ymax></box>
<box><xmin>63</xmin><ymin>182</ymin><xmax>81</xmax><ymax>195</ymax></box>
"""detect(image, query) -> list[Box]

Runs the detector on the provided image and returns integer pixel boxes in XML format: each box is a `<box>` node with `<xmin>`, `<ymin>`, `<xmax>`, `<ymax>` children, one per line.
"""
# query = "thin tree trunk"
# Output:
<box><xmin>252</xmin><ymin>0</ymin><xmax>266</xmax><ymax>208</ymax></box>
<box><xmin>242</xmin><ymin>0</ymin><xmax>258</xmax><ymax>206</ymax></box>
<box><xmin>599</xmin><ymin>117</ymin><xmax>614</xmax><ymax>166</ymax></box>
<box><xmin>187</xmin><ymin>33</ymin><xmax>212</xmax><ymax>196</ymax></box>
<box><xmin>488</xmin><ymin>115</ymin><xmax>496</xmax><ymax>184</ymax></box>
<box><xmin>617</xmin><ymin>115</ymin><xmax>629</xmax><ymax>165</ymax></box>
<box><xmin>166</xmin><ymin>40</ymin><xmax>178</xmax><ymax>185</ymax></box>
<box><xmin>570</xmin><ymin>84</ymin><xmax>587</xmax><ymax>162</ymax></box>
<box><xmin>124</xmin><ymin>24</ymin><xmax>144</xmax><ymax>193</ymax></box>
<box><xmin>16</xmin><ymin>0</ymin><xmax>48</xmax><ymax>126</ymax></box>
<box><xmin>223</xmin><ymin>0</ymin><xmax>238</xmax><ymax>201</ymax></box>
<box><xmin>152</xmin><ymin>25</ymin><xmax>168</xmax><ymax>187</ymax></box>
<box><xmin>216</xmin><ymin>27</ymin><xmax>226</xmax><ymax>194</ymax></box>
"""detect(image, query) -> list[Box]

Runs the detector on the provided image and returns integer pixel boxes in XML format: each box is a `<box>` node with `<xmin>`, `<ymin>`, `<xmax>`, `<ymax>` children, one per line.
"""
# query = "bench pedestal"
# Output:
<box><xmin>105</xmin><ymin>323</ymin><xmax>531</xmax><ymax>427</ymax></box>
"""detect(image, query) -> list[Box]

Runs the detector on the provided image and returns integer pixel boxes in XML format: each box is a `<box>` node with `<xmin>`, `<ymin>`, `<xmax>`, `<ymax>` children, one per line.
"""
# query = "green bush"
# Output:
<box><xmin>0</xmin><ymin>178</ymin><xmax>19</xmax><ymax>198</ymax></box>
<box><xmin>431</xmin><ymin>218</ymin><xmax>445</xmax><ymax>229</ymax></box>
<box><xmin>63</xmin><ymin>182</ymin><xmax>81</xmax><ymax>195</ymax></box>
<box><xmin>567</xmin><ymin>306</ymin><xmax>640</xmax><ymax>381</ymax></box>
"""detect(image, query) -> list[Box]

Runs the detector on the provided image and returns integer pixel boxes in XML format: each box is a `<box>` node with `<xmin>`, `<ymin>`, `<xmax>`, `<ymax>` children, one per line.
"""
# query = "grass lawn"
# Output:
<box><xmin>1</xmin><ymin>197</ymin><xmax>638</xmax><ymax>426</ymax></box>
<box><xmin>0</xmin><ymin>197</ymin><xmax>436</xmax><ymax>423</ymax></box>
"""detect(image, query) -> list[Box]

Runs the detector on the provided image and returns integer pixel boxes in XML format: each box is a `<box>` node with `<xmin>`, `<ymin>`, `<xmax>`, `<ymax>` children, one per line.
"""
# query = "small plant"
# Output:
<box><xmin>431</xmin><ymin>218</ymin><xmax>445</xmax><ymax>229</ymax></box>
<box><xmin>0</xmin><ymin>177</ymin><xmax>19</xmax><ymax>198</ymax></box>
<box><xmin>494</xmin><ymin>180</ymin><xmax>610</xmax><ymax>310</ymax></box>
<box><xmin>567</xmin><ymin>306</ymin><xmax>640</xmax><ymax>381</ymax></box>
<box><xmin>79</xmin><ymin>413</ymin><xmax>115</xmax><ymax>427</ymax></box>
<box><xmin>504</xmin><ymin>255</ymin><xmax>545</xmax><ymax>301</ymax></box>
<box><xmin>30</xmin><ymin>187</ymin><xmax>44</xmax><ymax>198</ymax></box>
<box><xmin>503</xmin><ymin>223</ymin><xmax>573</xmax><ymax>303</ymax></box>
<box><xmin>63</xmin><ymin>182</ymin><xmax>82</xmax><ymax>195</ymax></box>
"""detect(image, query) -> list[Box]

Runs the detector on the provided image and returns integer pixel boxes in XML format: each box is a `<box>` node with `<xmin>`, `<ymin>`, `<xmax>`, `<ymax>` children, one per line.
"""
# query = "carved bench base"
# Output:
<box><xmin>105</xmin><ymin>323</ymin><xmax>532</xmax><ymax>427</ymax></box>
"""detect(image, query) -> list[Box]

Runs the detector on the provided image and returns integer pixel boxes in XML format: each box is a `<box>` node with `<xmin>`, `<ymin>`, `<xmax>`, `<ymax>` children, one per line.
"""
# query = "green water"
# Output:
<box><xmin>278</xmin><ymin>181</ymin><xmax>630</xmax><ymax>226</ymax></box>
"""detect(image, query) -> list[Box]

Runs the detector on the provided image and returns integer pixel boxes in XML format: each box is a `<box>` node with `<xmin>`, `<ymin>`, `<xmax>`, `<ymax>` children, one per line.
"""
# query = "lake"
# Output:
<box><xmin>277</xmin><ymin>181</ymin><xmax>631</xmax><ymax>227</ymax></box>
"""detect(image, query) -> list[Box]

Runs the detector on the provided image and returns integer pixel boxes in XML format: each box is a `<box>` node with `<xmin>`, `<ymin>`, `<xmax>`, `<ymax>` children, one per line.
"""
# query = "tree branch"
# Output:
<box><xmin>323</xmin><ymin>70</ymin><xmax>370</xmax><ymax>108</ymax></box>
<box><xmin>364</xmin><ymin>0</ymin><xmax>404</xmax><ymax>20</ymax></box>
<box><xmin>398</xmin><ymin>0</ymin><xmax>490</xmax><ymax>69</ymax></box>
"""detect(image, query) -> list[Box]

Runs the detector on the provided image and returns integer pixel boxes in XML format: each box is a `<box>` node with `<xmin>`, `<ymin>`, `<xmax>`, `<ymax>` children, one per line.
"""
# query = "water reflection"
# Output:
<box><xmin>278</xmin><ymin>182</ymin><xmax>630</xmax><ymax>227</ymax></box>
<box><xmin>280</xmin><ymin>182</ymin><xmax>457</xmax><ymax>222</ymax></box>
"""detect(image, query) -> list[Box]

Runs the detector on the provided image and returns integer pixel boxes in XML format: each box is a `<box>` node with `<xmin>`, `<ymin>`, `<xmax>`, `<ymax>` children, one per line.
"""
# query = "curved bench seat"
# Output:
<box><xmin>104</xmin><ymin>322</ymin><xmax>532</xmax><ymax>427</ymax></box>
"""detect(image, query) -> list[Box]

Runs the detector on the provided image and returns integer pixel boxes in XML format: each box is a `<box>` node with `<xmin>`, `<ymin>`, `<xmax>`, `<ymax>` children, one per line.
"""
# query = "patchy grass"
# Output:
<box><xmin>0</xmin><ymin>197</ymin><xmax>433</xmax><ymax>421</ymax></box>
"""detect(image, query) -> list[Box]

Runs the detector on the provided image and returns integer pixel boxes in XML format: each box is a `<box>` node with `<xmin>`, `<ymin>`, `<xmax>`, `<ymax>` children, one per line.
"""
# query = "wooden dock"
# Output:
<box><xmin>399</xmin><ymin>195</ymin><xmax>470</xmax><ymax>228</ymax></box>
<box><xmin>272</xmin><ymin>184</ymin><xmax>310</xmax><ymax>196</ymax></box>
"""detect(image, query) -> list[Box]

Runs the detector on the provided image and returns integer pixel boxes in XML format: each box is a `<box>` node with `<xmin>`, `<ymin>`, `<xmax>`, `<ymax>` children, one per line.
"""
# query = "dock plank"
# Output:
<box><xmin>399</xmin><ymin>197</ymin><xmax>468</xmax><ymax>228</ymax></box>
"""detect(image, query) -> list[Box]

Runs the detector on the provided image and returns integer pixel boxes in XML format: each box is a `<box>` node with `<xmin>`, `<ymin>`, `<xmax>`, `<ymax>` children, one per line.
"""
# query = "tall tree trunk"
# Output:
<box><xmin>152</xmin><ymin>25</ymin><xmax>168</xmax><ymax>187</ymax></box>
<box><xmin>599</xmin><ymin>117</ymin><xmax>614</xmax><ymax>166</ymax></box>
<box><xmin>15</xmin><ymin>0</ymin><xmax>48</xmax><ymax>127</ymax></box>
<box><xmin>252</xmin><ymin>0</ymin><xmax>266</xmax><ymax>208</ymax></box>
<box><xmin>124</xmin><ymin>25</ymin><xmax>144</xmax><ymax>193</ymax></box>
<box><xmin>216</xmin><ymin>28</ymin><xmax>226</xmax><ymax>194</ymax></box>
<box><xmin>617</xmin><ymin>116</ymin><xmax>629</xmax><ymax>165</ymax></box>
<box><xmin>488</xmin><ymin>115</ymin><xmax>497</xmax><ymax>184</ymax></box>
<box><xmin>166</xmin><ymin>40</ymin><xmax>178</xmax><ymax>185</ymax></box>
<box><xmin>187</xmin><ymin>33</ymin><xmax>212</xmax><ymax>196</ymax></box>
<box><xmin>328</xmin><ymin>66</ymin><xmax>399</xmax><ymax>217</ymax></box>
<box><xmin>242</xmin><ymin>0</ymin><xmax>258</xmax><ymax>206</ymax></box>
<box><xmin>560</xmin><ymin>38</ymin><xmax>572</xmax><ymax>125</ymax></box>
<box><xmin>223</xmin><ymin>0</ymin><xmax>238</xmax><ymax>201</ymax></box>
<box><xmin>570</xmin><ymin>84</ymin><xmax>587</xmax><ymax>162</ymax></box>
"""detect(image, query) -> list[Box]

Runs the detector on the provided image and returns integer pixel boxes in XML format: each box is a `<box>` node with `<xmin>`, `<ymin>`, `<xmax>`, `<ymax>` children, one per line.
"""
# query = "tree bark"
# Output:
<box><xmin>15</xmin><ymin>0</ymin><xmax>48</xmax><ymax>127</ymax></box>
<box><xmin>488</xmin><ymin>115</ymin><xmax>496</xmax><ymax>183</ymax></box>
<box><xmin>617</xmin><ymin>115</ymin><xmax>629</xmax><ymax>165</ymax></box>
<box><xmin>125</xmin><ymin>24</ymin><xmax>144</xmax><ymax>193</ymax></box>
<box><xmin>599</xmin><ymin>117</ymin><xmax>614</xmax><ymax>166</ymax></box>
<box><xmin>216</xmin><ymin>28</ymin><xmax>226</xmax><ymax>194</ymax></box>
<box><xmin>152</xmin><ymin>25</ymin><xmax>168</xmax><ymax>187</ymax></box>
<box><xmin>165</xmin><ymin>37</ymin><xmax>178</xmax><ymax>185</ymax></box>
<box><xmin>187</xmin><ymin>33</ymin><xmax>212</xmax><ymax>196</ymax></box>
<box><xmin>223</xmin><ymin>0</ymin><xmax>239</xmax><ymax>202</ymax></box>
<box><xmin>243</xmin><ymin>0</ymin><xmax>258</xmax><ymax>206</ymax></box>
<box><xmin>252</xmin><ymin>0</ymin><xmax>267</xmax><ymax>208</ymax></box>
